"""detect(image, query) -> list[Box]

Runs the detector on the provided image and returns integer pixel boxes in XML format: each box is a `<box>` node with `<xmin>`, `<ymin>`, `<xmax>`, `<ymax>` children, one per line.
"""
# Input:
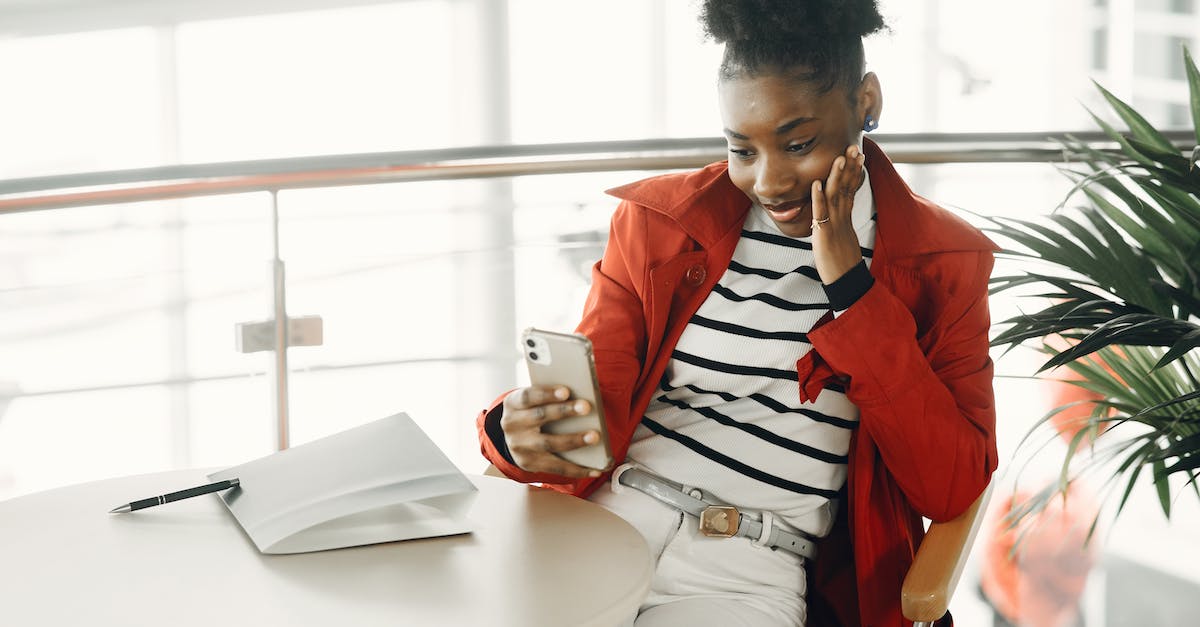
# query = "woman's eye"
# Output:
<box><xmin>786</xmin><ymin>140</ymin><xmax>815</xmax><ymax>153</ymax></box>
<box><xmin>728</xmin><ymin>147</ymin><xmax>754</xmax><ymax>159</ymax></box>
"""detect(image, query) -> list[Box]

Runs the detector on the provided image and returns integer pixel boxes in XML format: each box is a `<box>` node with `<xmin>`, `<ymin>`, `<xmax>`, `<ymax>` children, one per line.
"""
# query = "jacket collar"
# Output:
<box><xmin>605</xmin><ymin>160</ymin><xmax>750</xmax><ymax>249</ymax></box>
<box><xmin>858</xmin><ymin>138</ymin><xmax>1000</xmax><ymax>261</ymax></box>
<box><xmin>605</xmin><ymin>138</ymin><xmax>998</xmax><ymax>260</ymax></box>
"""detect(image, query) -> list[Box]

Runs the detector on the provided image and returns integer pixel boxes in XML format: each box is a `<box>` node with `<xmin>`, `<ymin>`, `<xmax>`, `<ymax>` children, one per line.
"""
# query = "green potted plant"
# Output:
<box><xmin>986</xmin><ymin>47</ymin><xmax>1200</xmax><ymax>533</ymax></box>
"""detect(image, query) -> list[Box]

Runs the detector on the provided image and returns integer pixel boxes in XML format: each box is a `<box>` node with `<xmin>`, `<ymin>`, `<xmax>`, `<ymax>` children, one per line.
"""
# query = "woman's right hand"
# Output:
<box><xmin>500</xmin><ymin>385</ymin><xmax>603</xmax><ymax>479</ymax></box>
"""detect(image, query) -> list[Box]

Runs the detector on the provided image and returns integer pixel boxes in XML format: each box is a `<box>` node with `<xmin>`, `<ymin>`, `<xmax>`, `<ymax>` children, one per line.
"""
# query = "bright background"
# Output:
<box><xmin>1</xmin><ymin>0</ymin><xmax>1198</xmax><ymax>624</ymax></box>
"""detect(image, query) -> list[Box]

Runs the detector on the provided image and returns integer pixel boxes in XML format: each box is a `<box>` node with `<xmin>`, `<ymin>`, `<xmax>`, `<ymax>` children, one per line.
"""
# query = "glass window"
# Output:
<box><xmin>175</xmin><ymin>2</ymin><xmax>458</xmax><ymax>163</ymax></box>
<box><xmin>1132</xmin><ymin>34</ymin><xmax>1193</xmax><ymax>84</ymax></box>
<box><xmin>0</xmin><ymin>196</ymin><xmax>273</xmax><ymax>477</ymax></box>
<box><xmin>1093</xmin><ymin>27</ymin><xmax>1109</xmax><ymax>71</ymax></box>
<box><xmin>508</xmin><ymin>0</ymin><xmax>657</xmax><ymax>143</ymax></box>
<box><xmin>1133</xmin><ymin>97</ymin><xmax>1171</xmax><ymax>127</ymax></box>
<box><xmin>0</xmin><ymin>28</ymin><xmax>161</xmax><ymax>179</ymax></box>
<box><xmin>1168</xmin><ymin>36</ymin><xmax>1190</xmax><ymax>80</ymax></box>
<box><xmin>1170</xmin><ymin>0</ymin><xmax>1195</xmax><ymax>13</ymax></box>
<box><xmin>0</xmin><ymin>388</ymin><xmax>173</xmax><ymax>496</ymax></box>
<box><xmin>1137</xmin><ymin>0</ymin><xmax>1194</xmax><ymax>11</ymax></box>
<box><xmin>1168</xmin><ymin>102</ymin><xmax>1192</xmax><ymax>127</ymax></box>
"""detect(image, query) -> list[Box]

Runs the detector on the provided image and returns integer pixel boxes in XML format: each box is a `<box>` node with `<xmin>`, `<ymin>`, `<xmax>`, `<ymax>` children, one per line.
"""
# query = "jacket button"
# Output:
<box><xmin>684</xmin><ymin>264</ymin><xmax>706</xmax><ymax>286</ymax></box>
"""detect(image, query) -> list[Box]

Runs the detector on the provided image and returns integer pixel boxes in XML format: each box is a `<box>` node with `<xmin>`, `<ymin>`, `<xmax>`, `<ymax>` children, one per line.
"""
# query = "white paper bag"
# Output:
<box><xmin>208</xmin><ymin>412</ymin><xmax>477</xmax><ymax>554</ymax></box>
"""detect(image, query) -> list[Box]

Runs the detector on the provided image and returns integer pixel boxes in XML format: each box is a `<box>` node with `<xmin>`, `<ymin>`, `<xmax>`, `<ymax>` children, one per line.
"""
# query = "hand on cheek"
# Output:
<box><xmin>810</xmin><ymin>145</ymin><xmax>867</xmax><ymax>284</ymax></box>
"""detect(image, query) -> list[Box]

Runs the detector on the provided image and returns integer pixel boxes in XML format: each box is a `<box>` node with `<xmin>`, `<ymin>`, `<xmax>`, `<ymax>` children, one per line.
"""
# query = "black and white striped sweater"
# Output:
<box><xmin>628</xmin><ymin>174</ymin><xmax>878</xmax><ymax>539</ymax></box>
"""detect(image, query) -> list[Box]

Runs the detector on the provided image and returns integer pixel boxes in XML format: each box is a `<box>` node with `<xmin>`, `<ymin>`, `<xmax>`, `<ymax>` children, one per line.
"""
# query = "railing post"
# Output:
<box><xmin>233</xmin><ymin>189</ymin><xmax>322</xmax><ymax>451</ymax></box>
<box><xmin>269</xmin><ymin>190</ymin><xmax>290</xmax><ymax>451</ymax></box>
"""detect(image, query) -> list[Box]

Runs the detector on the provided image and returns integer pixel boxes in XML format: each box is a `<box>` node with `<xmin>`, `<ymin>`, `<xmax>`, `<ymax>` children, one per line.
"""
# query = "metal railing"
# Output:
<box><xmin>3</xmin><ymin>131</ymin><xmax>1195</xmax><ymax>215</ymax></box>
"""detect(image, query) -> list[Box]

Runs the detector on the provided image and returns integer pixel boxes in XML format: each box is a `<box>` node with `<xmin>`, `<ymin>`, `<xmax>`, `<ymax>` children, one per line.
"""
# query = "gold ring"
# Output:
<box><xmin>815</xmin><ymin>218</ymin><xmax>830</xmax><ymax>224</ymax></box>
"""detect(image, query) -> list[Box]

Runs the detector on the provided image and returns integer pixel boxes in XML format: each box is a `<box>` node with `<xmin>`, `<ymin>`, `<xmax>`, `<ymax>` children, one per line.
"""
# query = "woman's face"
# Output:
<box><xmin>719</xmin><ymin>71</ymin><xmax>878</xmax><ymax>237</ymax></box>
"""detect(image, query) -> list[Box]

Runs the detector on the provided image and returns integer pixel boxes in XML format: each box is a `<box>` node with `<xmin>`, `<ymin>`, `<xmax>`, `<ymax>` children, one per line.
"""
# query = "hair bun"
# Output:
<box><xmin>701</xmin><ymin>0</ymin><xmax>885</xmax><ymax>44</ymax></box>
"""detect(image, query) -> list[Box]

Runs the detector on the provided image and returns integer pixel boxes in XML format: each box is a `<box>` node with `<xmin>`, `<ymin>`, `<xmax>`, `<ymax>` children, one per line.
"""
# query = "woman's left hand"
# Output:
<box><xmin>811</xmin><ymin>145</ymin><xmax>867</xmax><ymax>284</ymax></box>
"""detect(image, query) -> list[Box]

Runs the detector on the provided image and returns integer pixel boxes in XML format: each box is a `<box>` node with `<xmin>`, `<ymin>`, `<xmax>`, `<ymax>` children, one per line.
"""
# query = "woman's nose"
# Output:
<box><xmin>753</xmin><ymin>156</ymin><xmax>796</xmax><ymax>201</ymax></box>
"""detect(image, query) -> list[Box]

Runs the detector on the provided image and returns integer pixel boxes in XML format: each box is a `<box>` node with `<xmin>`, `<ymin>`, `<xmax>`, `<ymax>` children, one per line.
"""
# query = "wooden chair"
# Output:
<box><xmin>484</xmin><ymin>464</ymin><xmax>993</xmax><ymax>626</ymax></box>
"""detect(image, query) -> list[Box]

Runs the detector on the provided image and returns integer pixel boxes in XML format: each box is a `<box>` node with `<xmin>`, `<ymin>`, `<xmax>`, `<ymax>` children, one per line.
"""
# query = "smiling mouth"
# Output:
<box><xmin>762</xmin><ymin>198</ymin><xmax>811</xmax><ymax>223</ymax></box>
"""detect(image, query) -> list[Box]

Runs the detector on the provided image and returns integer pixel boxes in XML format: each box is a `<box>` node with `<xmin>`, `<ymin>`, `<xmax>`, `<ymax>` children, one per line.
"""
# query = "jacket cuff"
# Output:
<box><xmin>482</xmin><ymin>404</ymin><xmax>516</xmax><ymax>466</ymax></box>
<box><xmin>823</xmin><ymin>259</ymin><xmax>874</xmax><ymax>312</ymax></box>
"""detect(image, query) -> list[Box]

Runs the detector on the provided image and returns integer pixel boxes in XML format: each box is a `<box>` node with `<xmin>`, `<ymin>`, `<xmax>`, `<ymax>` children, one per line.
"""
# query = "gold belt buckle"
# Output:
<box><xmin>698</xmin><ymin>506</ymin><xmax>739</xmax><ymax>538</ymax></box>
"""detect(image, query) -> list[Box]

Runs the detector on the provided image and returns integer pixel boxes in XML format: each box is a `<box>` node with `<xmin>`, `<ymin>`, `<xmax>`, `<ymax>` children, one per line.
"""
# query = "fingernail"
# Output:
<box><xmin>588</xmin><ymin>470</ymin><xmax>601</xmax><ymax>478</ymax></box>
<box><xmin>816</xmin><ymin>181</ymin><xmax>823</xmax><ymax>192</ymax></box>
<box><xmin>583</xmin><ymin>431</ymin><xmax>599</xmax><ymax>444</ymax></box>
<box><xmin>574</xmin><ymin>400</ymin><xmax>589</xmax><ymax>414</ymax></box>
<box><xmin>555</xmin><ymin>387</ymin><xmax>569</xmax><ymax>400</ymax></box>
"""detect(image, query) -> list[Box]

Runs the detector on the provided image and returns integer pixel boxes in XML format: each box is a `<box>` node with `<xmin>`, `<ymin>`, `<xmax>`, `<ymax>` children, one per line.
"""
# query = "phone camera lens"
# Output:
<box><xmin>528</xmin><ymin>352</ymin><xmax>539</xmax><ymax>361</ymax></box>
<box><xmin>525</xmin><ymin>339</ymin><xmax>535</xmax><ymax>347</ymax></box>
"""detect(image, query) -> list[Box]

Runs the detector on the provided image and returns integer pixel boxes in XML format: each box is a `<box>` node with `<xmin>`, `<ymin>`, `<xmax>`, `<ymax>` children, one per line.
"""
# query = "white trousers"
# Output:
<box><xmin>588</xmin><ymin>479</ymin><xmax>807</xmax><ymax>627</ymax></box>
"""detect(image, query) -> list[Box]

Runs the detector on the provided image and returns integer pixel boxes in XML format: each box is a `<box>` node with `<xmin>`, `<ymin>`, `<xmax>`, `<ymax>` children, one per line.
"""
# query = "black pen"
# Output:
<box><xmin>108</xmin><ymin>478</ymin><xmax>240</xmax><ymax>513</ymax></box>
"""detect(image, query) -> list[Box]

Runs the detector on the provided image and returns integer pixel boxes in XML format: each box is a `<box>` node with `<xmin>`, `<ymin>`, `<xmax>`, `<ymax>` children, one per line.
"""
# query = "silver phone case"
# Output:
<box><xmin>521</xmin><ymin>327</ymin><xmax>612</xmax><ymax>471</ymax></box>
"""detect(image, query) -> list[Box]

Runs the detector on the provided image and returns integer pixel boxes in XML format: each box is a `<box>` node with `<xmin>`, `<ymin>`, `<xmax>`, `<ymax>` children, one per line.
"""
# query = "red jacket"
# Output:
<box><xmin>477</xmin><ymin>138</ymin><xmax>999</xmax><ymax>626</ymax></box>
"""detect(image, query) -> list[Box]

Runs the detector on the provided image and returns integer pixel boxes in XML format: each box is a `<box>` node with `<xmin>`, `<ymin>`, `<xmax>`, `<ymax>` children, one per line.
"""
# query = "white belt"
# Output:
<box><xmin>614</xmin><ymin>465</ymin><xmax>818</xmax><ymax>560</ymax></box>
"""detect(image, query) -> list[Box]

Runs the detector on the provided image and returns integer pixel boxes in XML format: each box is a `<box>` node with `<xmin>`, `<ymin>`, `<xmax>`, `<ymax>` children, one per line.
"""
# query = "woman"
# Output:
<box><xmin>477</xmin><ymin>1</ymin><xmax>998</xmax><ymax>625</ymax></box>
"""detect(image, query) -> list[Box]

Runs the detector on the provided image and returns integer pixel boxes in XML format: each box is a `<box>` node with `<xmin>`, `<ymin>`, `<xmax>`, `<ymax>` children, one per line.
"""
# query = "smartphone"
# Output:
<box><xmin>520</xmin><ymin>327</ymin><xmax>612</xmax><ymax>471</ymax></box>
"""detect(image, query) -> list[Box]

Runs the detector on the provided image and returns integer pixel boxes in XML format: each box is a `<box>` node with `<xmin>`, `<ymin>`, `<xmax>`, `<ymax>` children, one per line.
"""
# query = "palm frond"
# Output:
<box><xmin>991</xmin><ymin>46</ymin><xmax>1200</xmax><ymax>532</ymax></box>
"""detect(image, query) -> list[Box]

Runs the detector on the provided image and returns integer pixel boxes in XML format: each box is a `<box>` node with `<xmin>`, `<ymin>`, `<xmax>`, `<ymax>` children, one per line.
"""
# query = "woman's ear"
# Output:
<box><xmin>857</xmin><ymin>72</ymin><xmax>883</xmax><ymax>131</ymax></box>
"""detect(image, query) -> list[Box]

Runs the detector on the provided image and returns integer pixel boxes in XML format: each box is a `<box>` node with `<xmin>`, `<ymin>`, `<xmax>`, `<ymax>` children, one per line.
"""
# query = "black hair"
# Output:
<box><xmin>700</xmin><ymin>0</ymin><xmax>887</xmax><ymax>94</ymax></box>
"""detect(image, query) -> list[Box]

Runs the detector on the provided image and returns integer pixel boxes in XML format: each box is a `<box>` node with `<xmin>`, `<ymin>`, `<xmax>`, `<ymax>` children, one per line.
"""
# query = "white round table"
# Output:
<box><xmin>0</xmin><ymin>470</ymin><xmax>652</xmax><ymax>627</ymax></box>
